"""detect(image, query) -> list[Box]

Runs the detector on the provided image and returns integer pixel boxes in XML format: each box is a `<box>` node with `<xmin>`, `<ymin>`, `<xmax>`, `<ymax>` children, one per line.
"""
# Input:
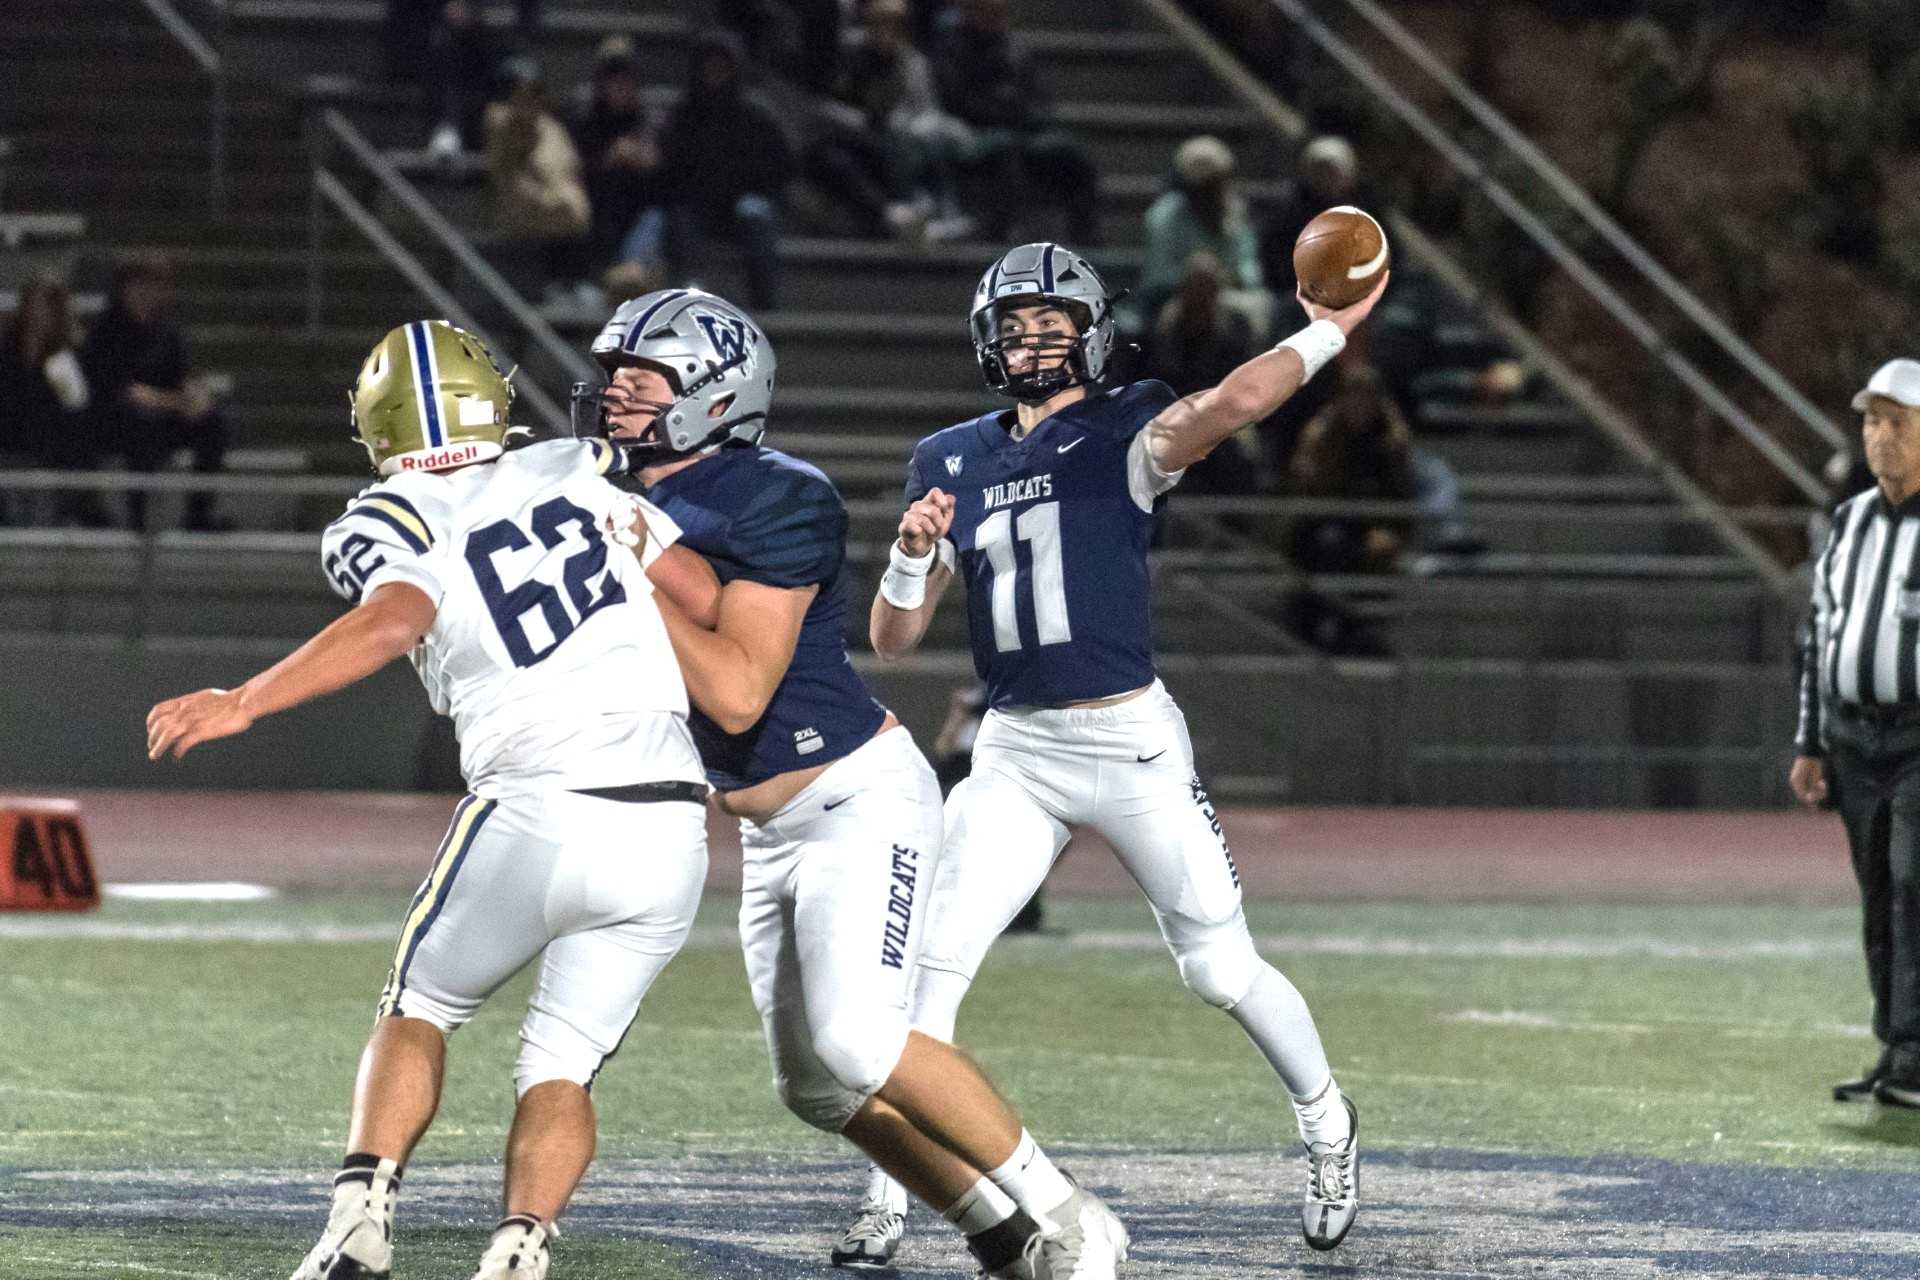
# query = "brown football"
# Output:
<box><xmin>1292</xmin><ymin>205</ymin><xmax>1389</xmax><ymax>309</ymax></box>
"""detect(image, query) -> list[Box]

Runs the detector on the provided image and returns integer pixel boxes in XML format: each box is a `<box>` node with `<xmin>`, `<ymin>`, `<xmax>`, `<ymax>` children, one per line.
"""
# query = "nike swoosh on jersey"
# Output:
<box><xmin>1057</xmin><ymin>437</ymin><xmax>1086</xmax><ymax>453</ymax></box>
<box><xmin>1136</xmin><ymin>749</ymin><xmax>1167</xmax><ymax>763</ymax></box>
<box><xmin>823</xmin><ymin>796</ymin><xmax>853</xmax><ymax>811</ymax></box>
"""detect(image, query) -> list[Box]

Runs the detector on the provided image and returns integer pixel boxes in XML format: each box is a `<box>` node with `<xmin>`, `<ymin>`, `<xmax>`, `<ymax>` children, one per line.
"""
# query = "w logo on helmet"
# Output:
<box><xmin>694</xmin><ymin>310</ymin><xmax>755</xmax><ymax>373</ymax></box>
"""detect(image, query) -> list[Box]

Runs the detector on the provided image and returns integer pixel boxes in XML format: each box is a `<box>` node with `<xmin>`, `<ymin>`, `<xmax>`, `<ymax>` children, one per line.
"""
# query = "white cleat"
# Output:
<box><xmin>831</xmin><ymin>1201</ymin><xmax>906</xmax><ymax>1270</ymax></box>
<box><xmin>1301</xmin><ymin>1094</ymin><xmax>1359</xmax><ymax>1251</ymax></box>
<box><xmin>289</xmin><ymin>1159</ymin><xmax>399</xmax><ymax>1280</ymax></box>
<box><xmin>1036</xmin><ymin>1179</ymin><xmax>1129</xmax><ymax>1279</ymax></box>
<box><xmin>470</xmin><ymin>1215</ymin><xmax>557</xmax><ymax>1280</ymax></box>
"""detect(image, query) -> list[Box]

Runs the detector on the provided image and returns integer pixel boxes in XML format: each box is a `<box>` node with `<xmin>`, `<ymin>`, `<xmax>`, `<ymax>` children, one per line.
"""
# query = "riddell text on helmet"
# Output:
<box><xmin>400</xmin><ymin>443</ymin><xmax>487</xmax><ymax>471</ymax></box>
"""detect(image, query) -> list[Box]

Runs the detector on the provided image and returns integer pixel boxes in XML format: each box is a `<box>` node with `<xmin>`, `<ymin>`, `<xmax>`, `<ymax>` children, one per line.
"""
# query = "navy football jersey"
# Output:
<box><xmin>634</xmin><ymin>445</ymin><xmax>888</xmax><ymax>790</ymax></box>
<box><xmin>906</xmin><ymin>380</ymin><xmax>1181</xmax><ymax>708</ymax></box>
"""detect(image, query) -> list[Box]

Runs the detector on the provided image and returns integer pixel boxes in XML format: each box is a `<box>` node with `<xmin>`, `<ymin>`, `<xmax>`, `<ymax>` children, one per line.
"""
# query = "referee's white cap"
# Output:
<box><xmin>1852</xmin><ymin>358</ymin><xmax>1920</xmax><ymax>411</ymax></box>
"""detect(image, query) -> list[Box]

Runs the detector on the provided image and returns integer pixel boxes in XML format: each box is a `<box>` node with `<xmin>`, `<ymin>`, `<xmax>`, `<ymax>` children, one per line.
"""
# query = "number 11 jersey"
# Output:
<box><xmin>319</xmin><ymin>438</ymin><xmax>701</xmax><ymax>795</ymax></box>
<box><xmin>906</xmin><ymin>379</ymin><xmax>1182</xmax><ymax>709</ymax></box>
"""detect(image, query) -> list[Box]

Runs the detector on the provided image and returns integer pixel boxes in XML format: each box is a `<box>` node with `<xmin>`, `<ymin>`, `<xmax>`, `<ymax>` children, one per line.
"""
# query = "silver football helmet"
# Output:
<box><xmin>969</xmin><ymin>242</ymin><xmax>1118</xmax><ymax>402</ymax></box>
<box><xmin>573</xmin><ymin>287</ymin><xmax>775</xmax><ymax>465</ymax></box>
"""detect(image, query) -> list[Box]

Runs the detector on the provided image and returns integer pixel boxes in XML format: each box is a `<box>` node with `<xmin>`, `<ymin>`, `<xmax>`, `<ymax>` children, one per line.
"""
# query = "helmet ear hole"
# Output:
<box><xmin>708</xmin><ymin>391</ymin><xmax>737</xmax><ymax>419</ymax></box>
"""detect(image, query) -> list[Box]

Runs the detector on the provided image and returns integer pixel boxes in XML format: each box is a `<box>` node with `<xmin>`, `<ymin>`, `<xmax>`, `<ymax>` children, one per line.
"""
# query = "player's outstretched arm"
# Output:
<box><xmin>1142</xmin><ymin>273</ymin><xmax>1389</xmax><ymax>475</ymax></box>
<box><xmin>656</xmin><ymin>579</ymin><xmax>817</xmax><ymax>734</ymax></box>
<box><xmin>871</xmin><ymin>487</ymin><xmax>956</xmax><ymax>661</ymax></box>
<box><xmin>145</xmin><ymin>582</ymin><xmax>436</xmax><ymax>761</ymax></box>
<box><xmin>609</xmin><ymin>493</ymin><xmax>725</xmax><ymax>629</ymax></box>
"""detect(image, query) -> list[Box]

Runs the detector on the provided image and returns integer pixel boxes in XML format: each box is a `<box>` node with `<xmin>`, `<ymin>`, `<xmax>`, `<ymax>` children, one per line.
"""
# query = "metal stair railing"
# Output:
<box><xmin>1328</xmin><ymin>0</ymin><xmax>1844</xmax><ymax>456</ymax></box>
<box><xmin>1133</xmin><ymin>0</ymin><xmax>1800</xmax><ymax>599</ymax></box>
<box><xmin>1248</xmin><ymin>0</ymin><xmax>1834</xmax><ymax>507</ymax></box>
<box><xmin>305</xmin><ymin>107</ymin><xmax>598</xmax><ymax>434</ymax></box>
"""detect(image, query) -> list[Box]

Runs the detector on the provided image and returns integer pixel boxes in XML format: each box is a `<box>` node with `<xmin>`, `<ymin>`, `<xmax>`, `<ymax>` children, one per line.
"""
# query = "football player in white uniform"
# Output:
<box><xmin>146</xmin><ymin>321</ymin><xmax>718</xmax><ymax>1280</ymax></box>
<box><xmin>855</xmin><ymin>244</ymin><xmax>1386</xmax><ymax>1255</ymax></box>
<box><xmin>577</xmin><ymin>289</ymin><xmax>1129</xmax><ymax>1279</ymax></box>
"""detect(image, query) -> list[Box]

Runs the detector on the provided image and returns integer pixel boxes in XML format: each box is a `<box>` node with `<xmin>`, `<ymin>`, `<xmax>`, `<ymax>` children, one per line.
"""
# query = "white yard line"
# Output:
<box><xmin>0</xmin><ymin>919</ymin><xmax>1853</xmax><ymax>961</ymax></box>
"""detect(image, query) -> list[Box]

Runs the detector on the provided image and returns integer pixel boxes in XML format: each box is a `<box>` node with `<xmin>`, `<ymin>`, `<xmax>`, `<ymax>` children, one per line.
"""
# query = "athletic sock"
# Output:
<box><xmin>984</xmin><ymin>1130</ymin><xmax>1075</xmax><ymax>1226</ymax></box>
<box><xmin>1291</xmin><ymin>1075</ymin><xmax>1352</xmax><ymax>1148</ymax></box>
<box><xmin>945</xmin><ymin>1179</ymin><xmax>1042</xmax><ymax>1276</ymax></box>
<box><xmin>329</xmin><ymin>1153</ymin><xmax>401</xmax><ymax>1226</ymax></box>
<box><xmin>1226</xmin><ymin>963</ymin><xmax>1333</xmax><ymax>1096</ymax></box>
<box><xmin>865</xmin><ymin>1162</ymin><xmax>910</xmax><ymax>1216</ymax></box>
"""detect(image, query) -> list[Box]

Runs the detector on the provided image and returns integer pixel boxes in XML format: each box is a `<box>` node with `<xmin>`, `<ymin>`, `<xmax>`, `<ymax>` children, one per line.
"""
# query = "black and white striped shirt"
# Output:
<box><xmin>1797</xmin><ymin>487</ymin><xmax>1920</xmax><ymax>753</ymax></box>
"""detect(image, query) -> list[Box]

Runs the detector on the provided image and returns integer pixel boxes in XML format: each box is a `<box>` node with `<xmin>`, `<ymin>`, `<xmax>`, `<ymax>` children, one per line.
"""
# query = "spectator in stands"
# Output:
<box><xmin>485</xmin><ymin>57</ymin><xmax>596</xmax><ymax>309</ymax></box>
<box><xmin>0</xmin><ymin>277</ymin><xmax>102</xmax><ymax>526</ymax></box>
<box><xmin>1258</xmin><ymin>135</ymin><xmax>1385</xmax><ymax>300</ymax></box>
<box><xmin>1141</xmin><ymin>251</ymin><xmax>1263</xmax><ymax>494</ymax></box>
<box><xmin>568</xmin><ymin>36</ymin><xmax>666</xmax><ymax>277</ymax></box>
<box><xmin>1287</xmin><ymin>358</ymin><xmax>1417</xmax><ymax>573</ymax></box>
<box><xmin>718</xmin><ymin>0</ymin><xmax>844</xmax><ymax>97</ymax></box>
<box><xmin>1136</xmin><ymin>136</ymin><xmax>1273</xmax><ymax>341</ymax></box>
<box><xmin>658</xmin><ymin>32</ymin><xmax>793</xmax><ymax>310</ymax></box>
<box><xmin>931</xmin><ymin>0</ymin><xmax>1099</xmax><ymax>245</ymax></box>
<box><xmin>416</xmin><ymin>0</ymin><xmax>511</xmax><ymax>163</ymax></box>
<box><xmin>80</xmin><ymin>256</ymin><xmax>229</xmax><ymax>532</ymax></box>
<box><xmin>815</xmin><ymin>0</ymin><xmax>973</xmax><ymax>244</ymax></box>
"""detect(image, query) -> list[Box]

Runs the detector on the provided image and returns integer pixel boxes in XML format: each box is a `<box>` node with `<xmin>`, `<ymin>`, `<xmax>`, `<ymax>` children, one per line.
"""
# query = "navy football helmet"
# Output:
<box><xmin>573</xmin><ymin>288</ymin><xmax>775</xmax><ymax>466</ymax></box>
<box><xmin>969</xmin><ymin>242</ymin><xmax>1117</xmax><ymax>403</ymax></box>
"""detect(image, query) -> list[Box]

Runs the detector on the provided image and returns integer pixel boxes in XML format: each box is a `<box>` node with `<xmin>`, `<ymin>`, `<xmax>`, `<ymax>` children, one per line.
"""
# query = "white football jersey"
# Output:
<box><xmin>320</xmin><ymin>438</ymin><xmax>702</xmax><ymax>795</ymax></box>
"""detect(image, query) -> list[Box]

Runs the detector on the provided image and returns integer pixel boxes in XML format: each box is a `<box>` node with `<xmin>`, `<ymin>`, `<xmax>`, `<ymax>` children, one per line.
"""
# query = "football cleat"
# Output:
<box><xmin>830</xmin><ymin>1202</ymin><xmax>906</xmax><ymax>1270</ymax></box>
<box><xmin>470</xmin><ymin>1215</ymin><xmax>556</xmax><ymax>1280</ymax></box>
<box><xmin>975</xmin><ymin>1229</ymin><xmax>1043</xmax><ymax>1279</ymax></box>
<box><xmin>1301</xmin><ymin>1095</ymin><xmax>1359</xmax><ymax>1251</ymax></box>
<box><xmin>1035</xmin><ymin>1179</ymin><xmax>1129</xmax><ymax>1280</ymax></box>
<box><xmin>290</xmin><ymin>1158</ymin><xmax>400</xmax><ymax>1280</ymax></box>
<box><xmin>1875</xmin><ymin>1046</ymin><xmax>1920</xmax><ymax>1109</ymax></box>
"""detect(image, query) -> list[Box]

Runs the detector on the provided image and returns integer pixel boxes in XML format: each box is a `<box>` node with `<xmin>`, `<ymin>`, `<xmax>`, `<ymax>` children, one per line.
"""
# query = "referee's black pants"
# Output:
<box><xmin>1827</xmin><ymin>711</ymin><xmax>1920</xmax><ymax>1052</ymax></box>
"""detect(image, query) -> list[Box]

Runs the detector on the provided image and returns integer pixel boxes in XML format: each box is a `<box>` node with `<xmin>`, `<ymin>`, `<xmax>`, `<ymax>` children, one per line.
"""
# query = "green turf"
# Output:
<box><xmin>4</xmin><ymin>889</ymin><xmax>1918</xmax><ymax>1276</ymax></box>
<box><xmin>0</xmin><ymin>1224</ymin><xmax>703</xmax><ymax>1279</ymax></box>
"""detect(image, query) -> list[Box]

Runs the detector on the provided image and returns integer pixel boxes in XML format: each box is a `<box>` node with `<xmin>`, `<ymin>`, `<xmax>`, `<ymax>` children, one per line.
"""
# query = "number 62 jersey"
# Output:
<box><xmin>907</xmin><ymin>379</ymin><xmax>1182</xmax><ymax>709</ymax></box>
<box><xmin>319</xmin><ymin>438</ymin><xmax>702</xmax><ymax>795</ymax></box>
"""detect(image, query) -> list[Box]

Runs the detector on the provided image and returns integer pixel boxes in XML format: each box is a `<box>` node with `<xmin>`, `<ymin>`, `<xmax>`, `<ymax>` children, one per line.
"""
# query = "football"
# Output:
<box><xmin>1292</xmin><ymin>205</ymin><xmax>1390</xmax><ymax>309</ymax></box>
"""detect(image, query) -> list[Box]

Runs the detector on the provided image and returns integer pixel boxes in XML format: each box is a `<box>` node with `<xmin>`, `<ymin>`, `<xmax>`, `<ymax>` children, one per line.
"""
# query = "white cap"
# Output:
<box><xmin>1852</xmin><ymin>358</ymin><xmax>1920</xmax><ymax>412</ymax></box>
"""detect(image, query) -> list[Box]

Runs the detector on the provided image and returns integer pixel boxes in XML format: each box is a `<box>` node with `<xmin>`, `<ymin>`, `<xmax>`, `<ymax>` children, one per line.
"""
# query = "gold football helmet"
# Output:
<box><xmin>351</xmin><ymin>321</ymin><xmax>515</xmax><ymax>476</ymax></box>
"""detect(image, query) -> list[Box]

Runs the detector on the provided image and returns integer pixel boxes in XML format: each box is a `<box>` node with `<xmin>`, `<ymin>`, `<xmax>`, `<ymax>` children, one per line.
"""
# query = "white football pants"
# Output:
<box><xmin>911</xmin><ymin>680</ymin><xmax>1333</xmax><ymax>1097</ymax></box>
<box><xmin>738</xmin><ymin>725</ymin><xmax>944</xmax><ymax>1133</ymax></box>
<box><xmin>376</xmin><ymin>787</ymin><xmax>708</xmax><ymax>1097</ymax></box>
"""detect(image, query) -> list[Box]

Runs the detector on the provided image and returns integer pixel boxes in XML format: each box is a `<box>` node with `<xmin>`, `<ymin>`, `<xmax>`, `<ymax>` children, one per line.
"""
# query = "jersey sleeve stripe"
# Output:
<box><xmin>589</xmin><ymin>438</ymin><xmax>618</xmax><ymax>475</ymax></box>
<box><xmin>347</xmin><ymin>500</ymin><xmax>433</xmax><ymax>555</ymax></box>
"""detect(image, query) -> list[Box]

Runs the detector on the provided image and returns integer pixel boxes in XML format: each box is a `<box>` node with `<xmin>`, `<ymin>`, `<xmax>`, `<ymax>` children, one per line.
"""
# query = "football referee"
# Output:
<box><xmin>1791</xmin><ymin>357</ymin><xmax>1920</xmax><ymax>1110</ymax></box>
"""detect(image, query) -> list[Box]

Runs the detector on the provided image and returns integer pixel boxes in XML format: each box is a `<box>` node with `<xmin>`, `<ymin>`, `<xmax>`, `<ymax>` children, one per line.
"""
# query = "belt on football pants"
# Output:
<box><xmin>571</xmin><ymin>780</ymin><xmax>711</xmax><ymax>805</ymax></box>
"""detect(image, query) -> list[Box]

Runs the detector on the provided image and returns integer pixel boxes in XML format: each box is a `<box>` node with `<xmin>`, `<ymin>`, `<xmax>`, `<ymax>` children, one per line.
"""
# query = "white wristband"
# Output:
<box><xmin>880</xmin><ymin>540</ymin><xmax>935</xmax><ymax>610</ymax></box>
<box><xmin>1276</xmin><ymin>319</ymin><xmax>1346</xmax><ymax>383</ymax></box>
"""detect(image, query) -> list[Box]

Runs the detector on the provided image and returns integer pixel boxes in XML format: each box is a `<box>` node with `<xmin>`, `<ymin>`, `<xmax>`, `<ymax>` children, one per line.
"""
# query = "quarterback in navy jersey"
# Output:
<box><xmin>577</xmin><ymin>288</ymin><xmax>1131</xmax><ymax>1279</ymax></box>
<box><xmin>860</xmin><ymin>242</ymin><xmax>1386</xmax><ymax>1257</ymax></box>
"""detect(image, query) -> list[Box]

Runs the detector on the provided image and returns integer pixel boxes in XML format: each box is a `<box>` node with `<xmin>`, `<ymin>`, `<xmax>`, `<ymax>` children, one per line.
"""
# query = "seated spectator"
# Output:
<box><xmin>80</xmin><ymin>256</ymin><xmax>230</xmax><ymax>532</ymax></box>
<box><xmin>567</xmin><ymin>35</ymin><xmax>666</xmax><ymax>276</ymax></box>
<box><xmin>932</xmin><ymin>0</ymin><xmax>1099</xmax><ymax>245</ymax></box>
<box><xmin>1136</xmin><ymin>136</ymin><xmax>1273</xmax><ymax>341</ymax></box>
<box><xmin>717</xmin><ymin>0</ymin><xmax>844</xmax><ymax>96</ymax></box>
<box><xmin>1258</xmin><ymin>135</ymin><xmax>1386</xmax><ymax>300</ymax></box>
<box><xmin>0</xmin><ymin>276</ymin><xmax>102</xmax><ymax>525</ymax></box>
<box><xmin>812</xmin><ymin>0</ymin><xmax>974</xmax><ymax>244</ymax></box>
<box><xmin>1141</xmin><ymin>252</ymin><xmax>1263</xmax><ymax>494</ymax></box>
<box><xmin>485</xmin><ymin>57</ymin><xmax>595</xmax><ymax>308</ymax></box>
<box><xmin>1287</xmin><ymin>358</ymin><xmax>1417</xmax><ymax>575</ymax></box>
<box><xmin>407</xmin><ymin>0</ymin><xmax>511</xmax><ymax>163</ymax></box>
<box><xmin>658</xmin><ymin>32</ymin><xmax>794</xmax><ymax>310</ymax></box>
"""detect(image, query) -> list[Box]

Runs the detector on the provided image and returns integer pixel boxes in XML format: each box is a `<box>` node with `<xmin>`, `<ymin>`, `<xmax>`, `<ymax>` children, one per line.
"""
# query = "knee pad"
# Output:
<box><xmin>1174</xmin><ymin>929</ymin><xmax>1263</xmax><ymax>1009</ymax></box>
<box><xmin>774</xmin><ymin>1069</ymin><xmax>866</xmax><ymax>1134</ymax></box>
<box><xmin>811</xmin><ymin>1016</ymin><xmax>909</xmax><ymax>1102</ymax></box>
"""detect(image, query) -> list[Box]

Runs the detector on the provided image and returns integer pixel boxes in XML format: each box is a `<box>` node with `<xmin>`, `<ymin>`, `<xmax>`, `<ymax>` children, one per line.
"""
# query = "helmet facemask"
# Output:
<box><xmin>571</xmin><ymin>350</ymin><xmax>753</xmax><ymax>467</ymax></box>
<box><xmin>974</xmin><ymin>296</ymin><xmax>1104</xmax><ymax>404</ymax></box>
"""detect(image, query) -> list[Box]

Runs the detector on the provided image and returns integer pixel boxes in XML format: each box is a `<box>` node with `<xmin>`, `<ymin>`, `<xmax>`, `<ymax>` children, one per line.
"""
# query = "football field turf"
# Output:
<box><xmin>4</xmin><ymin>889</ymin><xmax>1918</xmax><ymax>1277</ymax></box>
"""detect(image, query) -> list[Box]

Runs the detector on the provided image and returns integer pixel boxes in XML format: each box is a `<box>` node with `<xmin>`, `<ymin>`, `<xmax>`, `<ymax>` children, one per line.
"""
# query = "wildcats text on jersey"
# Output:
<box><xmin>983</xmin><ymin>474</ymin><xmax>1053</xmax><ymax>511</ymax></box>
<box><xmin>879</xmin><ymin>843</ymin><xmax>921</xmax><ymax>970</ymax></box>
